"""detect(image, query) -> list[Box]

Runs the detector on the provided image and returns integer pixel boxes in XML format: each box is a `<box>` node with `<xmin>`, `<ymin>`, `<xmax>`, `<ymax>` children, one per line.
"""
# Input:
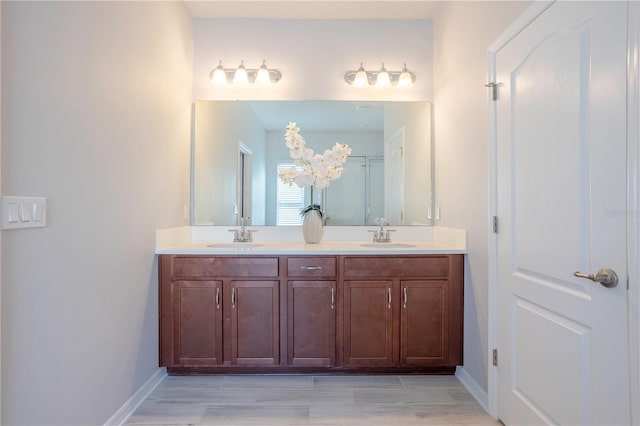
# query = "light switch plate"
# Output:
<box><xmin>1</xmin><ymin>196</ymin><xmax>47</xmax><ymax>230</ymax></box>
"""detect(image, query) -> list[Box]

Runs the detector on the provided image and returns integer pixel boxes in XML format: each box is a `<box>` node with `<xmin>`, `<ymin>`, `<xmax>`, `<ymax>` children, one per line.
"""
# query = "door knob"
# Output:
<box><xmin>574</xmin><ymin>268</ymin><xmax>619</xmax><ymax>288</ymax></box>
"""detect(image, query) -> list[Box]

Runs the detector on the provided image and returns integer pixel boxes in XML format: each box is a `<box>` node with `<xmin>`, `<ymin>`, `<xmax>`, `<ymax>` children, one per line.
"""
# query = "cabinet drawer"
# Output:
<box><xmin>172</xmin><ymin>256</ymin><xmax>279</xmax><ymax>278</ymax></box>
<box><xmin>343</xmin><ymin>256</ymin><xmax>450</xmax><ymax>279</ymax></box>
<box><xmin>287</xmin><ymin>257</ymin><xmax>336</xmax><ymax>278</ymax></box>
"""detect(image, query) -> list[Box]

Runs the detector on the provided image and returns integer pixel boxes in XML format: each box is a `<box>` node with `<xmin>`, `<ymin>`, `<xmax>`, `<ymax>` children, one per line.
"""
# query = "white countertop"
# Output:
<box><xmin>156</xmin><ymin>240</ymin><xmax>465</xmax><ymax>255</ymax></box>
<box><xmin>156</xmin><ymin>226</ymin><xmax>467</xmax><ymax>255</ymax></box>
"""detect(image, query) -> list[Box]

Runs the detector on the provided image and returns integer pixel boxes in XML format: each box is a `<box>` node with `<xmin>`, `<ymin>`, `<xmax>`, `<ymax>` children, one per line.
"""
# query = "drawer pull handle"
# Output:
<box><xmin>215</xmin><ymin>288</ymin><xmax>220</xmax><ymax>309</ymax></box>
<box><xmin>388</xmin><ymin>288</ymin><xmax>392</xmax><ymax>309</ymax></box>
<box><xmin>301</xmin><ymin>266</ymin><xmax>322</xmax><ymax>270</ymax></box>
<box><xmin>403</xmin><ymin>287</ymin><xmax>407</xmax><ymax>309</ymax></box>
<box><xmin>231</xmin><ymin>287</ymin><xmax>236</xmax><ymax>309</ymax></box>
<box><xmin>330</xmin><ymin>288</ymin><xmax>335</xmax><ymax>310</ymax></box>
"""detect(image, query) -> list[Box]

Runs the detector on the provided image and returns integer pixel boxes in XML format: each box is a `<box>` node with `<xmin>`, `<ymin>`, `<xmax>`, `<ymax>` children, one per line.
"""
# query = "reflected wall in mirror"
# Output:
<box><xmin>192</xmin><ymin>100</ymin><xmax>433</xmax><ymax>226</ymax></box>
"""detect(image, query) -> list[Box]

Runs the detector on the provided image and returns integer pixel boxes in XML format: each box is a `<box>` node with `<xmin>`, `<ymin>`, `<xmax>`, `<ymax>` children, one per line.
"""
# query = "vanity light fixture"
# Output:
<box><xmin>344</xmin><ymin>62</ymin><xmax>416</xmax><ymax>88</ymax></box>
<box><xmin>353</xmin><ymin>63</ymin><xmax>369</xmax><ymax>88</ymax></box>
<box><xmin>375</xmin><ymin>63</ymin><xmax>391</xmax><ymax>88</ymax></box>
<box><xmin>397</xmin><ymin>63</ymin><xmax>414</xmax><ymax>88</ymax></box>
<box><xmin>255</xmin><ymin>60</ymin><xmax>271</xmax><ymax>84</ymax></box>
<box><xmin>209</xmin><ymin>60</ymin><xmax>282</xmax><ymax>85</ymax></box>
<box><xmin>233</xmin><ymin>60</ymin><xmax>249</xmax><ymax>85</ymax></box>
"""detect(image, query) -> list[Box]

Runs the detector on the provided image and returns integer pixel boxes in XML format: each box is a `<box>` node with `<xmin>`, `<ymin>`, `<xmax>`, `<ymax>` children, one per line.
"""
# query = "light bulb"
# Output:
<box><xmin>210</xmin><ymin>61</ymin><xmax>227</xmax><ymax>85</ymax></box>
<box><xmin>233</xmin><ymin>61</ymin><xmax>249</xmax><ymax>85</ymax></box>
<box><xmin>375</xmin><ymin>63</ymin><xmax>391</xmax><ymax>88</ymax></box>
<box><xmin>397</xmin><ymin>63</ymin><xmax>414</xmax><ymax>88</ymax></box>
<box><xmin>255</xmin><ymin>60</ymin><xmax>271</xmax><ymax>84</ymax></box>
<box><xmin>353</xmin><ymin>63</ymin><xmax>369</xmax><ymax>87</ymax></box>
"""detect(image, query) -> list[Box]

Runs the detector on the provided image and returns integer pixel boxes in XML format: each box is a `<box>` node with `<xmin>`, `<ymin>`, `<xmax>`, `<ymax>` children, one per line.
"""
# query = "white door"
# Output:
<box><xmin>384</xmin><ymin>127</ymin><xmax>404</xmax><ymax>225</ymax></box>
<box><xmin>495</xmin><ymin>2</ymin><xmax>630</xmax><ymax>425</ymax></box>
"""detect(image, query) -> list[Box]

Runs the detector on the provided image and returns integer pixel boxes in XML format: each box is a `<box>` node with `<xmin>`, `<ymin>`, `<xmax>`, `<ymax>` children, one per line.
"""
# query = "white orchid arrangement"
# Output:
<box><xmin>279</xmin><ymin>122</ymin><xmax>352</xmax><ymax>215</ymax></box>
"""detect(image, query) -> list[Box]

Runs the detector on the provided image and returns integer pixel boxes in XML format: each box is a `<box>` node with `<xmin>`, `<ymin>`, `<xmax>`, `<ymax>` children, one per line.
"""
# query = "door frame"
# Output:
<box><xmin>626</xmin><ymin>2</ymin><xmax>640</xmax><ymax>424</ymax></box>
<box><xmin>486</xmin><ymin>1</ymin><xmax>640</xmax><ymax>423</ymax></box>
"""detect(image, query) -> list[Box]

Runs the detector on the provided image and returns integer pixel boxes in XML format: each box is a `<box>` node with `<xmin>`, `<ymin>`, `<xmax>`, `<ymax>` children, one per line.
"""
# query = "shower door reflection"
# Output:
<box><xmin>324</xmin><ymin>156</ymin><xmax>384</xmax><ymax>226</ymax></box>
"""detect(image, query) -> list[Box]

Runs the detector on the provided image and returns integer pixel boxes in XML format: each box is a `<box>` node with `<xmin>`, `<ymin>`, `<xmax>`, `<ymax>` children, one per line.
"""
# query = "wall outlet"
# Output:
<box><xmin>1</xmin><ymin>196</ymin><xmax>47</xmax><ymax>230</ymax></box>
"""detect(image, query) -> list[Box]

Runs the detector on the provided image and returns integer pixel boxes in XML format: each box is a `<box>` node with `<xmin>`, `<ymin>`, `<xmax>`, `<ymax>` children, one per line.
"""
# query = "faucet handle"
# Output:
<box><xmin>229</xmin><ymin>229</ymin><xmax>240</xmax><ymax>241</ymax></box>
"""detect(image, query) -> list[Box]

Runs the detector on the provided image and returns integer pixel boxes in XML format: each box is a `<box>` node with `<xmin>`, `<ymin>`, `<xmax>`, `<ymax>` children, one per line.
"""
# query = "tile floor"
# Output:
<box><xmin>126</xmin><ymin>375</ymin><xmax>498</xmax><ymax>425</ymax></box>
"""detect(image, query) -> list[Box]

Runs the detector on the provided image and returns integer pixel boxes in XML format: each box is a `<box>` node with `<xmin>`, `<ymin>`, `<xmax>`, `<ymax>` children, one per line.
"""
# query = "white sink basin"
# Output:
<box><xmin>360</xmin><ymin>243</ymin><xmax>417</xmax><ymax>249</ymax></box>
<box><xmin>207</xmin><ymin>243</ymin><xmax>264</xmax><ymax>249</ymax></box>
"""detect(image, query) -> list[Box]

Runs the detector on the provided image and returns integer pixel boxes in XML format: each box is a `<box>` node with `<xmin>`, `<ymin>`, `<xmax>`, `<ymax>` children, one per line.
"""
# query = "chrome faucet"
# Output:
<box><xmin>368</xmin><ymin>217</ymin><xmax>395</xmax><ymax>243</ymax></box>
<box><xmin>229</xmin><ymin>217</ymin><xmax>256</xmax><ymax>242</ymax></box>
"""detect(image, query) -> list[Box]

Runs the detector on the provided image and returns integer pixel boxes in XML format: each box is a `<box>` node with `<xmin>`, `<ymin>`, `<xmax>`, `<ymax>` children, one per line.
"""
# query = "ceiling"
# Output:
<box><xmin>184</xmin><ymin>1</ymin><xmax>440</xmax><ymax>20</ymax></box>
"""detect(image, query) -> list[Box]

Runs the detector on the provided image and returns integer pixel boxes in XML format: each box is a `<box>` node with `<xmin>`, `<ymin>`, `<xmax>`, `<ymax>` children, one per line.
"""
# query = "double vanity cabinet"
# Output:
<box><xmin>159</xmin><ymin>252</ymin><xmax>463</xmax><ymax>374</ymax></box>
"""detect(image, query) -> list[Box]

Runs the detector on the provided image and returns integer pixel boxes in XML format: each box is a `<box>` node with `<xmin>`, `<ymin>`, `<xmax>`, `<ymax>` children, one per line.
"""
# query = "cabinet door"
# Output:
<box><xmin>343</xmin><ymin>280</ymin><xmax>396</xmax><ymax>366</ymax></box>
<box><xmin>287</xmin><ymin>281</ymin><xmax>336</xmax><ymax>366</ymax></box>
<box><xmin>172</xmin><ymin>280</ymin><xmax>223</xmax><ymax>366</ymax></box>
<box><xmin>401</xmin><ymin>280</ymin><xmax>450</xmax><ymax>366</ymax></box>
<box><xmin>229</xmin><ymin>280</ymin><xmax>280</xmax><ymax>365</ymax></box>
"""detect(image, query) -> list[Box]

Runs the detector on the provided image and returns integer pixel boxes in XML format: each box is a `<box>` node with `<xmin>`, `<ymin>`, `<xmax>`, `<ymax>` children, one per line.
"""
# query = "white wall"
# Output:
<box><xmin>193</xmin><ymin>101</ymin><xmax>267</xmax><ymax>225</ymax></box>
<box><xmin>384</xmin><ymin>102</ymin><xmax>432</xmax><ymax>225</ymax></box>
<box><xmin>1</xmin><ymin>2</ymin><xmax>192</xmax><ymax>424</ymax></box>
<box><xmin>432</xmin><ymin>1</ymin><xmax>532</xmax><ymax>394</ymax></box>
<box><xmin>193</xmin><ymin>18</ymin><xmax>433</xmax><ymax>102</ymax></box>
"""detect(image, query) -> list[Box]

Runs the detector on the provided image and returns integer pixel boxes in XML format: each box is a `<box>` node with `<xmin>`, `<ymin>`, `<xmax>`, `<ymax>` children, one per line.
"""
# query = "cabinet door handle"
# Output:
<box><xmin>231</xmin><ymin>287</ymin><xmax>236</xmax><ymax>309</ymax></box>
<box><xmin>300</xmin><ymin>266</ymin><xmax>322</xmax><ymax>270</ymax></box>
<box><xmin>330</xmin><ymin>288</ymin><xmax>335</xmax><ymax>310</ymax></box>
<box><xmin>216</xmin><ymin>287</ymin><xmax>220</xmax><ymax>309</ymax></box>
<box><xmin>388</xmin><ymin>288</ymin><xmax>392</xmax><ymax>309</ymax></box>
<box><xmin>403</xmin><ymin>287</ymin><xmax>407</xmax><ymax>309</ymax></box>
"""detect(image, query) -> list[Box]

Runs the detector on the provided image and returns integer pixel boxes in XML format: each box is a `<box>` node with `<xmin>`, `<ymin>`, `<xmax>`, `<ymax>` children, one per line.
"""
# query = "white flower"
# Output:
<box><xmin>278</xmin><ymin>122</ymin><xmax>352</xmax><ymax>192</ymax></box>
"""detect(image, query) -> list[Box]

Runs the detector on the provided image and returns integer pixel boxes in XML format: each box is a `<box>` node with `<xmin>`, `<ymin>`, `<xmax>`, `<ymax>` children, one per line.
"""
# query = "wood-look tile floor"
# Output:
<box><xmin>126</xmin><ymin>375</ymin><xmax>499</xmax><ymax>425</ymax></box>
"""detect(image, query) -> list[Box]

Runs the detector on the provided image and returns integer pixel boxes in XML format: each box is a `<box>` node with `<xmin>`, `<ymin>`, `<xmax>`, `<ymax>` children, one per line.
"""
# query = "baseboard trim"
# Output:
<box><xmin>104</xmin><ymin>367</ymin><xmax>167</xmax><ymax>426</ymax></box>
<box><xmin>455</xmin><ymin>366</ymin><xmax>489</xmax><ymax>413</ymax></box>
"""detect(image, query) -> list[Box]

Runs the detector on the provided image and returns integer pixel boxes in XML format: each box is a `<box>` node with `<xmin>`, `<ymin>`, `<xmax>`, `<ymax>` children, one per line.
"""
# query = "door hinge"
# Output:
<box><xmin>493</xmin><ymin>348</ymin><xmax>498</xmax><ymax>366</ymax></box>
<box><xmin>492</xmin><ymin>216</ymin><xmax>498</xmax><ymax>233</ymax></box>
<box><xmin>485</xmin><ymin>82</ymin><xmax>498</xmax><ymax>100</ymax></box>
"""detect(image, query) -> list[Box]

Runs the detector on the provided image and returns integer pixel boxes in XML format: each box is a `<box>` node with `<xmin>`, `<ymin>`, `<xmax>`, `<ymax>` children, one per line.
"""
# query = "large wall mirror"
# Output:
<box><xmin>192</xmin><ymin>100</ymin><xmax>433</xmax><ymax>226</ymax></box>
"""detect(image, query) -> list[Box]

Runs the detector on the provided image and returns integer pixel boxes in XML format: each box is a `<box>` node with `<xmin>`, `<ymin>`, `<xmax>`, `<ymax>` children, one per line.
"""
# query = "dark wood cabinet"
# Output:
<box><xmin>170</xmin><ymin>280</ymin><xmax>223</xmax><ymax>366</ymax></box>
<box><xmin>229</xmin><ymin>280</ymin><xmax>280</xmax><ymax>365</ymax></box>
<box><xmin>159</xmin><ymin>253</ymin><xmax>463</xmax><ymax>374</ymax></box>
<box><xmin>401</xmin><ymin>280</ymin><xmax>452</xmax><ymax>366</ymax></box>
<box><xmin>160</xmin><ymin>256</ymin><xmax>280</xmax><ymax>368</ymax></box>
<box><xmin>287</xmin><ymin>281</ymin><xmax>336</xmax><ymax>366</ymax></box>
<box><xmin>343</xmin><ymin>280</ymin><xmax>396</xmax><ymax>366</ymax></box>
<box><xmin>342</xmin><ymin>255</ymin><xmax>463</xmax><ymax>369</ymax></box>
<box><xmin>286</xmin><ymin>256</ymin><xmax>337</xmax><ymax>367</ymax></box>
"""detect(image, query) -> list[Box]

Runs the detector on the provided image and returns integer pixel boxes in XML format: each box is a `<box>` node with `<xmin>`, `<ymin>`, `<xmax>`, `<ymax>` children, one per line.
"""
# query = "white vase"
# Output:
<box><xmin>302</xmin><ymin>210</ymin><xmax>324</xmax><ymax>244</ymax></box>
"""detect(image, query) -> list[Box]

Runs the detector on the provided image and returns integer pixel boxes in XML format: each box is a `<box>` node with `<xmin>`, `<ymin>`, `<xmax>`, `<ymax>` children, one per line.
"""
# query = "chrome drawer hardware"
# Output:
<box><xmin>330</xmin><ymin>288</ymin><xmax>335</xmax><ymax>310</ymax></box>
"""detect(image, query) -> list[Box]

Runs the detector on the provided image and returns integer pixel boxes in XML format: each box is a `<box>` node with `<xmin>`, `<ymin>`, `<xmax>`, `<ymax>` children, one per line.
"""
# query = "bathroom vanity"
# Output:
<box><xmin>157</xmin><ymin>230</ymin><xmax>465</xmax><ymax>375</ymax></box>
